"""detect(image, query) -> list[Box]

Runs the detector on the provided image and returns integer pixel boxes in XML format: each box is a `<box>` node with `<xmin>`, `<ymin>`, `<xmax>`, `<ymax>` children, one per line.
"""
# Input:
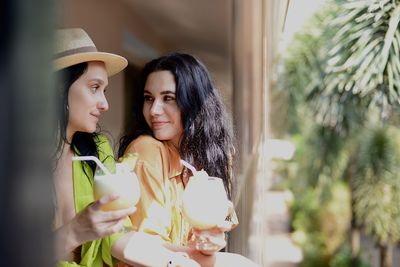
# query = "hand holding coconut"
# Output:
<box><xmin>181</xmin><ymin>160</ymin><xmax>234</xmax><ymax>254</ymax></box>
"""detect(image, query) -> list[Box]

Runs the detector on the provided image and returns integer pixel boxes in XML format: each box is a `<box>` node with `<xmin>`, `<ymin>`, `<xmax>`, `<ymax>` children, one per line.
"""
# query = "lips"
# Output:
<box><xmin>152</xmin><ymin>121</ymin><xmax>168</xmax><ymax>129</ymax></box>
<box><xmin>91</xmin><ymin>113</ymin><xmax>100</xmax><ymax>122</ymax></box>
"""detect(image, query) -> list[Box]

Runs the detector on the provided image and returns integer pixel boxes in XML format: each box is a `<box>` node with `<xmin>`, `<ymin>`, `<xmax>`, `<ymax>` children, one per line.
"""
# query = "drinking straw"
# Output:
<box><xmin>72</xmin><ymin>156</ymin><xmax>111</xmax><ymax>175</ymax></box>
<box><xmin>180</xmin><ymin>159</ymin><xmax>197</xmax><ymax>174</ymax></box>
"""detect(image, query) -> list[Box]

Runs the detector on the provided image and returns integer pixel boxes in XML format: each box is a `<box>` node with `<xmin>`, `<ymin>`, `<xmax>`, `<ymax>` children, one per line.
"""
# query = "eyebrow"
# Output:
<box><xmin>90</xmin><ymin>78</ymin><xmax>106</xmax><ymax>85</ymax></box>
<box><xmin>144</xmin><ymin>90</ymin><xmax>176</xmax><ymax>95</ymax></box>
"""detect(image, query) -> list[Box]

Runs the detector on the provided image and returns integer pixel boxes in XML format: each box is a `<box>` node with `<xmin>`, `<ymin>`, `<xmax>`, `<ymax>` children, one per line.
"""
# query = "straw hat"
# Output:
<box><xmin>54</xmin><ymin>28</ymin><xmax>128</xmax><ymax>76</ymax></box>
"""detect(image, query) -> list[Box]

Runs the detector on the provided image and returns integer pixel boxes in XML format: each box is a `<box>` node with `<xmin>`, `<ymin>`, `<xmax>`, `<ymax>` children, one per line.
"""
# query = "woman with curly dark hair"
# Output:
<box><xmin>119</xmin><ymin>52</ymin><xmax>235</xmax><ymax>199</ymax></box>
<box><xmin>118</xmin><ymin>53</ymin><xmax>259</xmax><ymax>266</ymax></box>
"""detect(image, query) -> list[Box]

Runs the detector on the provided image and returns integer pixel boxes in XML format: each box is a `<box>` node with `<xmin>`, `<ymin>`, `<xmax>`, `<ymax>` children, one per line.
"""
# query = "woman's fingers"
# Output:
<box><xmin>84</xmin><ymin>196</ymin><xmax>136</xmax><ymax>232</ymax></box>
<box><xmin>70</xmin><ymin>195</ymin><xmax>138</xmax><ymax>244</ymax></box>
<box><xmin>189</xmin><ymin>228</ymin><xmax>227</xmax><ymax>254</ymax></box>
<box><xmin>89</xmin><ymin>194</ymin><xmax>136</xmax><ymax>222</ymax></box>
<box><xmin>99</xmin><ymin>206</ymin><xmax>137</xmax><ymax>222</ymax></box>
<box><xmin>81</xmin><ymin>212</ymin><xmax>128</xmax><ymax>238</ymax></box>
<box><xmin>90</xmin><ymin>194</ymin><xmax>120</xmax><ymax>211</ymax></box>
<box><xmin>103</xmin><ymin>219</ymin><xmax>126</xmax><ymax>236</ymax></box>
<box><xmin>216</xmin><ymin>220</ymin><xmax>233</xmax><ymax>232</ymax></box>
<box><xmin>207</xmin><ymin>234</ymin><xmax>226</xmax><ymax>248</ymax></box>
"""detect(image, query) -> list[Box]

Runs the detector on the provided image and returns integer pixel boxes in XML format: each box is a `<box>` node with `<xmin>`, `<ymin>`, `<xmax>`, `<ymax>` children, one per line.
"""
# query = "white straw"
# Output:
<box><xmin>72</xmin><ymin>156</ymin><xmax>111</xmax><ymax>175</ymax></box>
<box><xmin>180</xmin><ymin>159</ymin><xmax>197</xmax><ymax>174</ymax></box>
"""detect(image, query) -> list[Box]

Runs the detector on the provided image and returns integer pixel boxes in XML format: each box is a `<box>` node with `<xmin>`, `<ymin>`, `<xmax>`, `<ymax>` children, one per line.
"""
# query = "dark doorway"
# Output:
<box><xmin>123</xmin><ymin>64</ymin><xmax>142</xmax><ymax>134</ymax></box>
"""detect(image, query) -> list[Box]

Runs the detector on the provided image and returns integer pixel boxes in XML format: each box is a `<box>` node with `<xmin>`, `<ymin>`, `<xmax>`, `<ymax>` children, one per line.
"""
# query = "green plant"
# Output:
<box><xmin>352</xmin><ymin>126</ymin><xmax>400</xmax><ymax>244</ymax></box>
<box><xmin>280</xmin><ymin>1</ymin><xmax>400</xmax><ymax>266</ymax></box>
<box><xmin>330</xmin><ymin>243</ymin><xmax>371</xmax><ymax>267</ymax></box>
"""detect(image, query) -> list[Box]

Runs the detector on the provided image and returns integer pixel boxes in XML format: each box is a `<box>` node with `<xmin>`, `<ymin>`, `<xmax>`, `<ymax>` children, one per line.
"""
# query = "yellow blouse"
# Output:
<box><xmin>125</xmin><ymin>135</ymin><xmax>238</xmax><ymax>247</ymax></box>
<box><xmin>126</xmin><ymin>135</ymin><xmax>190</xmax><ymax>246</ymax></box>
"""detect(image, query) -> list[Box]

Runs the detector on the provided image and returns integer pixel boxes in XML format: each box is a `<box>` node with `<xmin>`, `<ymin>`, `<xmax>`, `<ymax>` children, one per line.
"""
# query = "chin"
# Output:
<box><xmin>153</xmin><ymin>132</ymin><xmax>172</xmax><ymax>141</ymax></box>
<box><xmin>85</xmin><ymin>125</ymin><xmax>97</xmax><ymax>134</ymax></box>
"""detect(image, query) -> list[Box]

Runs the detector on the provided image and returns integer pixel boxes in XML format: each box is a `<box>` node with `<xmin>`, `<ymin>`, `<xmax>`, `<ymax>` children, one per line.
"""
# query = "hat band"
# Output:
<box><xmin>54</xmin><ymin>46</ymin><xmax>98</xmax><ymax>59</ymax></box>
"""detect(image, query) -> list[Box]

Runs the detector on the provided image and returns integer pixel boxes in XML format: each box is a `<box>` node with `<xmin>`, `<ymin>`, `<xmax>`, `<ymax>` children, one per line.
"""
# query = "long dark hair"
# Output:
<box><xmin>119</xmin><ymin>53</ymin><xmax>235</xmax><ymax>199</ymax></box>
<box><xmin>55</xmin><ymin>62</ymin><xmax>99</xmax><ymax>174</ymax></box>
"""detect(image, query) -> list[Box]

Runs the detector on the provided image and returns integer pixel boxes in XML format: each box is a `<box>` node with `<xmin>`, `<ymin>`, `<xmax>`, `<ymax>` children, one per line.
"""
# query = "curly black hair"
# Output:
<box><xmin>118</xmin><ymin>53</ymin><xmax>235</xmax><ymax>199</ymax></box>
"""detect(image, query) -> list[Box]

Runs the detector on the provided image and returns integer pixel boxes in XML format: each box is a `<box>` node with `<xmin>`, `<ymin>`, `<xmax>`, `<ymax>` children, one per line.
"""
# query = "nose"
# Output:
<box><xmin>98</xmin><ymin>94</ymin><xmax>109</xmax><ymax>112</ymax></box>
<box><xmin>150</xmin><ymin>99</ymin><xmax>163</xmax><ymax>116</ymax></box>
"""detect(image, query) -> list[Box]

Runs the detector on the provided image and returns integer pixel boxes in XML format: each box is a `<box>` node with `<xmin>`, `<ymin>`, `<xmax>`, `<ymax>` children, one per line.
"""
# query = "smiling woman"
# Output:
<box><xmin>143</xmin><ymin>70</ymin><xmax>183</xmax><ymax>147</ymax></box>
<box><xmin>53</xmin><ymin>29</ymin><xmax>200</xmax><ymax>267</ymax></box>
<box><xmin>118</xmin><ymin>52</ymin><xmax>260</xmax><ymax>266</ymax></box>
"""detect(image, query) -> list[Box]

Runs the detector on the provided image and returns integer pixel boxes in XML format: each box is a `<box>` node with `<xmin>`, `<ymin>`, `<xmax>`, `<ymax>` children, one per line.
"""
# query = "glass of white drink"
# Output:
<box><xmin>93</xmin><ymin>162</ymin><xmax>141</xmax><ymax>211</ymax></box>
<box><xmin>182</xmin><ymin>172</ymin><xmax>230</xmax><ymax>229</ymax></box>
<box><xmin>72</xmin><ymin>155</ymin><xmax>141</xmax><ymax>211</ymax></box>
<box><xmin>180</xmin><ymin>160</ymin><xmax>231</xmax><ymax>251</ymax></box>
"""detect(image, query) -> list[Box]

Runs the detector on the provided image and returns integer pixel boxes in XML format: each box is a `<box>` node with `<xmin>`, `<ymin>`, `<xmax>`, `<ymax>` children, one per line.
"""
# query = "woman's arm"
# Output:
<box><xmin>54</xmin><ymin>222</ymin><xmax>81</xmax><ymax>261</ymax></box>
<box><xmin>112</xmin><ymin>232</ymin><xmax>200</xmax><ymax>267</ymax></box>
<box><xmin>112</xmin><ymin>231</ymin><xmax>259</xmax><ymax>267</ymax></box>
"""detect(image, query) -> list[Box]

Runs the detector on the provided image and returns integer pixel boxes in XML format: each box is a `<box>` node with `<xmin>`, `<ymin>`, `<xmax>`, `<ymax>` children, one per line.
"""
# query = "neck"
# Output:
<box><xmin>53</xmin><ymin>141</ymin><xmax>72</xmax><ymax>171</ymax></box>
<box><xmin>60</xmin><ymin>142</ymin><xmax>72</xmax><ymax>160</ymax></box>
<box><xmin>66</xmin><ymin>127</ymin><xmax>74</xmax><ymax>144</ymax></box>
<box><xmin>170</xmin><ymin>140</ymin><xmax>180</xmax><ymax>151</ymax></box>
<box><xmin>170</xmin><ymin>134</ymin><xmax>183</xmax><ymax>150</ymax></box>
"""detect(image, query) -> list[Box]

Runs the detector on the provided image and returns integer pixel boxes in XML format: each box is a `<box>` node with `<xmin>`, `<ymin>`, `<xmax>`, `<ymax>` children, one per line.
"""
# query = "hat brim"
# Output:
<box><xmin>54</xmin><ymin>52</ymin><xmax>128</xmax><ymax>77</ymax></box>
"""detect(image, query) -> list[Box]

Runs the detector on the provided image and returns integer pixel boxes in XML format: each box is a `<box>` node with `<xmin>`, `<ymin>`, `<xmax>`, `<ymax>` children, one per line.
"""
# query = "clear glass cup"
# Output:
<box><xmin>72</xmin><ymin>156</ymin><xmax>140</xmax><ymax>233</ymax></box>
<box><xmin>94</xmin><ymin>163</ymin><xmax>140</xmax><ymax>233</ymax></box>
<box><xmin>93</xmin><ymin>163</ymin><xmax>141</xmax><ymax>211</ymax></box>
<box><xmin>182</xmin><ymin>173</ymin><xmax>230</xmax><ymax>229</ymax></box>
<box><xmin>182</xmin><ymin>173</ymin><xmax>230</xmax><ymax>251</ymax></box>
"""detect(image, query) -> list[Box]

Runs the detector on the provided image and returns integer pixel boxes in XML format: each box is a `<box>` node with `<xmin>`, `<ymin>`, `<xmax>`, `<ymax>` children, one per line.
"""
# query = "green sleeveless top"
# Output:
<box><xmin>57</xmin><ymin>134</ymin><xmax>129</xmax><ymax>267</ymax></box>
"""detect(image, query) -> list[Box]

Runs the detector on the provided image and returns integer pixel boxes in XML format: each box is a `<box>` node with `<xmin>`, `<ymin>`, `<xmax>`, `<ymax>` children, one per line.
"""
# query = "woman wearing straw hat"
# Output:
<box><xmin>53</xmin><ymin>28</ymin><xmax>199</xmax><ymax>267</ymax></box>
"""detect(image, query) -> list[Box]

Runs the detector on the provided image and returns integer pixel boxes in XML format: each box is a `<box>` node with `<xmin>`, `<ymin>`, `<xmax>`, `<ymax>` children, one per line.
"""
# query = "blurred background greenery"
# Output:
<box><xmin>276</xmin><ymin>0</ymin><xmax>400</xmax><ymax>266</ymax></box>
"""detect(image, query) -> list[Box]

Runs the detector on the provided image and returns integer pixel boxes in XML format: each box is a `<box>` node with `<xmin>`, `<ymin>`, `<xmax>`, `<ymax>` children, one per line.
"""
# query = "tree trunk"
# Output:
<box><xmin>380</xmin><ymin>243</ymin><xmax>393</xmax><ymax>267</ymax></box>
<box><xmin>351</xmin><ymin>226</ymin><xmax>360</xmax><ymax>267</ymax></box>
<box><xmin>350</xmin><ymin>177</ymin><xmax>360</xmax><ymax>267</ymax></box>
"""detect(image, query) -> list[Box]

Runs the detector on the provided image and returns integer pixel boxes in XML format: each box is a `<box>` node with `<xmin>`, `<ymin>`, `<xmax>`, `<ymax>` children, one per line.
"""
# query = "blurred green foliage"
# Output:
<box><xmin>278</xmin><ymin>0</ymin><xmax>400</xmax><ymax>266</ymax></box>
<box><xmin>352</xmin><ymin>126</ymin><xmax>400</xmax><ymax>244</ymax></box>
<box><xmin>330</xmin><ymin>244</ymin><xmax>371</xmax><ymax>267</ymax></box>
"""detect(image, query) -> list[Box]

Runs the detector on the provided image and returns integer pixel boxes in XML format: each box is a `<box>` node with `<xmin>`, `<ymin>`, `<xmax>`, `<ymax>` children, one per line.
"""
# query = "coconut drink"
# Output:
<box><xmin>181</xmin><ymin>161</ymin><xmax>230</xmax><ymax>229</ymax></box>
<box><xmin>73</xmin><ymin>154</ymin><xmax>141</xmax><ymax>211</ymax></box>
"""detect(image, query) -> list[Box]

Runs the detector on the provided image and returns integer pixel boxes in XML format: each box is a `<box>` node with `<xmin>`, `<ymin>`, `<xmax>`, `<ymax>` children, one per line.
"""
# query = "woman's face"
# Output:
<box><xmin>67</xmin><ymin>61</ymin><xmax>109</xmax><ymax>139</ymax></box>
<box><xmin>143</xmin><ymin>70</ymin><xmax>183</xmax><ymax>147</ymax></box>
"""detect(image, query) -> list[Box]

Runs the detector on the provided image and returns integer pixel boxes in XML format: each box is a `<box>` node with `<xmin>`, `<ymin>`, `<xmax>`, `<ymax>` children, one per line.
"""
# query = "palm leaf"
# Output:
<box><xmin>324</xmin><ymin>0</ymin><xmax>400</xmax><ymax>106</ymax></box>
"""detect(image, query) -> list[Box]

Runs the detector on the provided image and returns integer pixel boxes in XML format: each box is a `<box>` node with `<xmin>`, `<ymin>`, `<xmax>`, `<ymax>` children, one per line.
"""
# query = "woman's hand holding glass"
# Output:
<box><xmin>93</xmin><ymin>164</ymin><xmax>141</xmax><ymax>212</ymax></box>
<box><xmin>69</xmin><ymin>194</ymin><xmax>137</xmax><ymax>246</ymax></box>
<box><xmin>73</xmin><ymin>155</ymin><xmax>140</xmax><ymax>234</ymax></box>
<box><xmin>188</xmin><ymin>202</ymin><xmax>235</xmax><ymax>255</ymax></box>
<box><xmin>180</xmin><ymin>160</ymin><xmax>235</xmax><ymax>255</ymax></box>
